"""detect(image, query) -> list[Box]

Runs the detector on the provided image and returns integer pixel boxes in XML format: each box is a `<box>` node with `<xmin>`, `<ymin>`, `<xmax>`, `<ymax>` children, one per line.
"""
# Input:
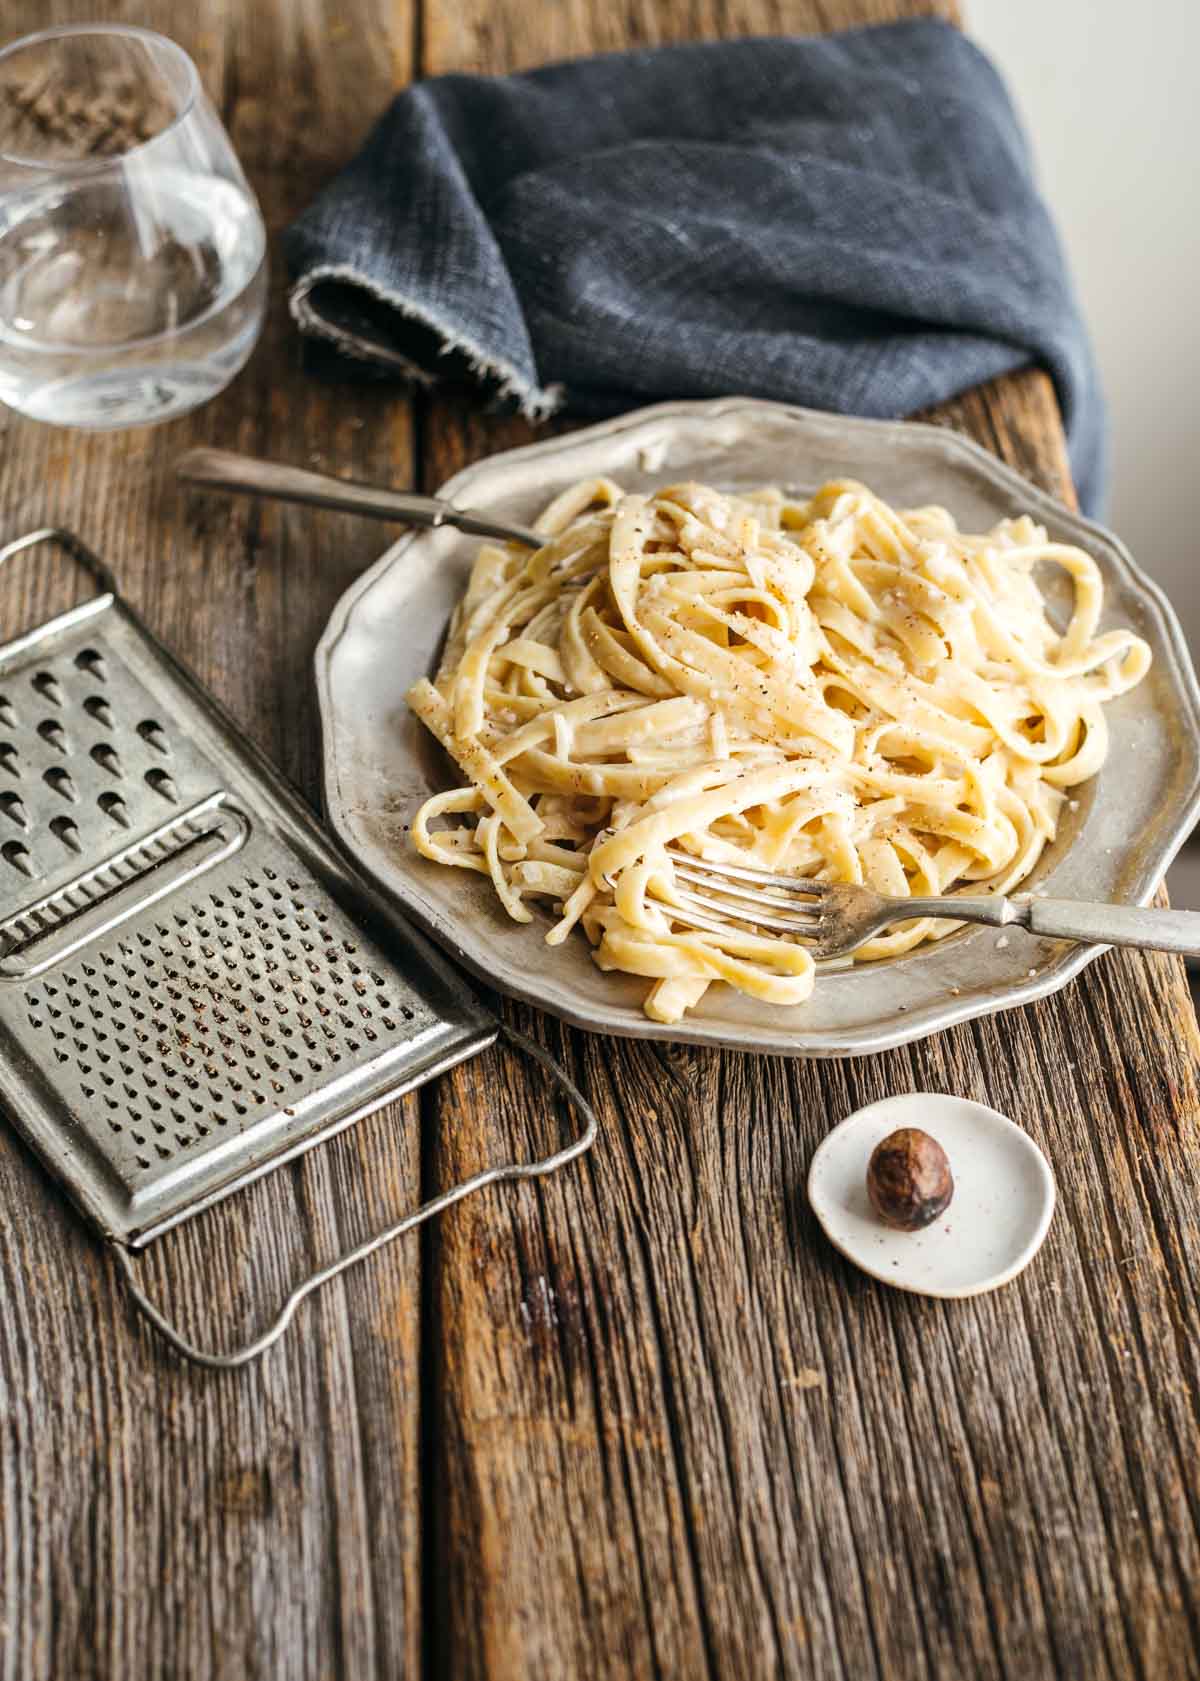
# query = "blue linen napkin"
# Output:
<box><xmin>285</xmin><ymin>20</ymin><xmax>1104</xmax><ymax>513</ymax></box>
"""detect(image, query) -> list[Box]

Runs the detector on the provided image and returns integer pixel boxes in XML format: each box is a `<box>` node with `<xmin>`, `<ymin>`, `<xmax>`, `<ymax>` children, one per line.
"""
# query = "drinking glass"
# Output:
<box><xmin>0</xmin><ymin>25</ymin><xmax>267</xmax><ymax>429</ymax></box>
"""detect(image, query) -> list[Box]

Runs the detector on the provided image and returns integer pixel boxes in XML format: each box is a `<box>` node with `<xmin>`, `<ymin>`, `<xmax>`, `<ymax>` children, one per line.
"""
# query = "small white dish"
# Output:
<box><xmin>807</xmin><ymin>1092</ymin><xmax>1055</xmax><ymax>1298</ymax></box>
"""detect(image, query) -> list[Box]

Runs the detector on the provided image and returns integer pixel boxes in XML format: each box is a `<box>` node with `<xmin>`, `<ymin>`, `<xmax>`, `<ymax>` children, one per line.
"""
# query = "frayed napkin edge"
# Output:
<box><xmin>288</xmin><ymin>264</ymin><xmax>564</xmax><ymax>422</ymax></box>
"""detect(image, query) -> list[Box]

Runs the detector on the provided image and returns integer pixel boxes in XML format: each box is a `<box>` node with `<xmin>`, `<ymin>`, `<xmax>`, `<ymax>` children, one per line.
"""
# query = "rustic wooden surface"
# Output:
<box><xmin>2</xmin><ymin>3</ymin><xmax>1198</xmax><ymax>1680</ymax></box>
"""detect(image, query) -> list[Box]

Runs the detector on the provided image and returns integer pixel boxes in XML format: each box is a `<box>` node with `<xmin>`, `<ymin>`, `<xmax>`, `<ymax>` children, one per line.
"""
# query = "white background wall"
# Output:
<box><xmin>968</xmin><ymin>0</ymin><xmax>1200</xmax><ymax>641</ymax></box>
<box><xmin>967</xmin><ymin>0</ymin><xmax>1200</xmax><ymax>897</ymax></box>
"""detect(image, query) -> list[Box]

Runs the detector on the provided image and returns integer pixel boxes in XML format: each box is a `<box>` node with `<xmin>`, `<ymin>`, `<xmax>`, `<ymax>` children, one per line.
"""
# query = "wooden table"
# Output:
<box><xmin>3</xmin><ymin>3</ymin><xmax>1199</xmax><ymax>1678</ymax></box>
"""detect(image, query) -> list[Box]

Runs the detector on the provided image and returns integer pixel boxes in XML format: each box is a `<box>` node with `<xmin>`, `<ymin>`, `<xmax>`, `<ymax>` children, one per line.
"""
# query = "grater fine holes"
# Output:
<box><xmin>0</xmin><ymin>695</ymin><xmax>15</xmax><ymax>728</ymax></box>
<box><xmin>83</xmin><ymin>695</ymin><xmax>115</xmax><ymax>729</ymax></box>
<box><xmin>19</xmin><ymin>857</ymin><xmax>438</xmax><ymax>1199</ymax></box>
<box><xmin>2</xmin><ymin>839</ymin><xmax>35</xmax><ymax>877</ymax></box>
<box><xmin>97</xmin><ymin>790</ymin><xmax>131</xmax><ymax>827</ymax></box>
<box><xmin>90</xmin><ymin>743</ymin><xmax>123</xmax><ymax>778</ymax></box>
<box><xmin>43</xmin><ymin>765</ymin><xmax>77</xmax><ymax>803</ymax></box>
<box><xmin>37</xmin><ymin>718</ymin><xmax>68</xmax><ymax>753</ymax></box>
<box><xmin>49</xmin><ymin>815</ymin><xmax>82</xmax><ymax>853</ymax></box>
<box><xmin>0</xmin><ymin>790</ymin><xmax>28</xmax><ymax>829</ymax></box>
<box><xmin>31</xmin><ymin>671</ymin><xmax>63</xmax><ymax>706</ymax></box>
<box><xmin>137</xmin><ymin>719</ymin><xmax>170</xmax><ymax>754</ymax></box>
<box><xmin>74</xmin><ymin>648</ymin><xmax>107</xmax><ymax>680</ymax></box>
<box><xmin>145</xmin><ymin>767</ymin><xmax>180</xmax><ymax>803</ymax></box>
<box><xmin>0</xmin><ymin>743</ymin><xmax>20</xmax><ymax>777</ymax></box>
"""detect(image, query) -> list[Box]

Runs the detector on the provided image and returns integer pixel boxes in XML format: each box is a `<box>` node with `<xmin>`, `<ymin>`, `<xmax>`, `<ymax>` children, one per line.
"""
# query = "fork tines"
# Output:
<box><xmin>666</xmin><ymin>847</ymin><xmax>827</xmax><ymax>896</ymax></box>
<box><xmin>664</xmin><ymin>847</ymin><xmax>825</xmax><ymax>939</ymax></box>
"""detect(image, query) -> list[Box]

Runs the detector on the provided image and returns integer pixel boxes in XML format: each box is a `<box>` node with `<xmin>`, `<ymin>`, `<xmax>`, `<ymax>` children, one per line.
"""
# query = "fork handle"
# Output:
<box><xmin>1020</xmin><ymin>896</ymin><xmax>1200</xmax><ymax>957</ymax></box>
<box><xmin>908</xmin><ymin>892</ymin><xmax>1200</xmax><ymax>957</ymax></box>
<box><xmin>175</xmin><ymin>449</ymin><xmax>543</xmax><ymax>547</ymax></box>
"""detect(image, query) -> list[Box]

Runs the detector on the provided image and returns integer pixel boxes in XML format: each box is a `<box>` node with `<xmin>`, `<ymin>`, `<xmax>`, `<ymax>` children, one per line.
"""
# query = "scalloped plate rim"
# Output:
<box><xmin>314</xmin><ymin>396</ymin><xmax>1200</xmax><ymax>1057</ymax></box>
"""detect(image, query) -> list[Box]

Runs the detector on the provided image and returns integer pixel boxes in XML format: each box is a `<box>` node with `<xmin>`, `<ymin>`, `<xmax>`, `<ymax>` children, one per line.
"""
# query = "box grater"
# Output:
<box><xmin>0</xmin><ymin>529</ymin><xmax>596</xmax><ymax>1368</ymax></box>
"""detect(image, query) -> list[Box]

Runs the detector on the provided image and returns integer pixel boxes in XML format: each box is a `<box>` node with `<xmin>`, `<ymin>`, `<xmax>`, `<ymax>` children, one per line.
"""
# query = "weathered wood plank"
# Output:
<box><xmin>0</xmin><ymin>5</ymin><xmax>425</xmax><ymax>1681</ymax></box>
<box><xmin>923</xmin><ymin>366</ymin><xmax>1077</xmax><ymax>508</ymax></box>
<box><xmin>417</xmin><ymin>7</ymin><xmax>1200</xmax><ymax>1681</ymax></box>
<box><xmin>426</xmin><ymin>0</ymin><xmax>959</xmax><ymax>75</ymax></box>
<box><xmin>3</xmin><ymin>3</ymin><xmax>1198</xmax><ymax>1681</ymax></box>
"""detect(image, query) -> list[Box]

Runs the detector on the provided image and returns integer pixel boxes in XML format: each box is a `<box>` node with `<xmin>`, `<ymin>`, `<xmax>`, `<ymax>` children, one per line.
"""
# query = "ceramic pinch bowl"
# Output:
<box><xmin>807</xmin><ymin>1092</ymin><xmax>1056</xmax><ymax>1298</ymax></box>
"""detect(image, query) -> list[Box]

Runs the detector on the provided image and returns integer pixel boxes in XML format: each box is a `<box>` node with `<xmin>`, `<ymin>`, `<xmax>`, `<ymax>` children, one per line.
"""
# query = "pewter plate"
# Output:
<box><xmin>314</xmin><ymin>398</ymin><xmax>1200</xmax><ymax>1057</ymax></box>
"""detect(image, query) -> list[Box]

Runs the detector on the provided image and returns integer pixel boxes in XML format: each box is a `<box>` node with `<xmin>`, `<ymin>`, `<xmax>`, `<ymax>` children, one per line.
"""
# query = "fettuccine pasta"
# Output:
<box><xmin>407</xmin><ymin>477</ymin><xmax>1150</xmax><ymax>1023</ymax></box>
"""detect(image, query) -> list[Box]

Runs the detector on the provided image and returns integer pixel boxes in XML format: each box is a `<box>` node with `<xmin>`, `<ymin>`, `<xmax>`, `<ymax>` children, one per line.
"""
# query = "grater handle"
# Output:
<box><xmin>110</xmin><ymin>1023</ymin><xmax>598</xmax><ymax>1370</ymax></box>
<box><xmin>0</xmin><ymin>526</ymin><xmax>118</xmax><ymax>595</ymax></box>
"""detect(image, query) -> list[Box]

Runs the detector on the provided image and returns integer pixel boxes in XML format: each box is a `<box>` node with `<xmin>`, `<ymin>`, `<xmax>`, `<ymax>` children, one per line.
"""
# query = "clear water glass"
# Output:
<box><xmin>0</xmin><ymin>25</ymin><xmax>267</xmax><ymax>429</ymax></box>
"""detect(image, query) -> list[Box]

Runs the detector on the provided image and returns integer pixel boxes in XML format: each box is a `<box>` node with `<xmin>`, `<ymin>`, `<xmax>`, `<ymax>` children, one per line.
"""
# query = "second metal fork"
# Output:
<box><xmin>663</xmin><ymin>848</ymin><xmax>1200</xmax><ymax>962</ymax></box>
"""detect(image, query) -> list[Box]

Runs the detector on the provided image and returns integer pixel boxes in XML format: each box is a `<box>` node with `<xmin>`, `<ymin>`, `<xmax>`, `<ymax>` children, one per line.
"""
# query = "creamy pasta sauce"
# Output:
<box><xmin>407</xmin><ymin>478</ymin><xmax>1150</xmax><ymax>1022</ymax></box>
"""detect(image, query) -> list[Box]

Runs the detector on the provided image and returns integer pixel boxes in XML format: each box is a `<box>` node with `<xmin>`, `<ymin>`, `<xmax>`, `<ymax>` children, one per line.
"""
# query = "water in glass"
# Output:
<box><xmin>0</xmin><ymin>26</ymin><xmax>268</xmax><ymax>430</ymax></box>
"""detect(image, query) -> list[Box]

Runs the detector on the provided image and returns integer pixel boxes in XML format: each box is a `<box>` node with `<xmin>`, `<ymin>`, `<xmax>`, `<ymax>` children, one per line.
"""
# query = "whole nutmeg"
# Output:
<box><xmin>866</xmin><ymin>1127</ymin><xmax>954</xmax><ymax>1231</ymax></box>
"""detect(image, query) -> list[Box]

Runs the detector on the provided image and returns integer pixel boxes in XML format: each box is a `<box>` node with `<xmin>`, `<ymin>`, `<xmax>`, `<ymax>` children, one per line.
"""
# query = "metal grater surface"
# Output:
<box><xmin>0</xmin><ymin>533</ymin><xmax>494</xmax><ymax>1247</ymax></box>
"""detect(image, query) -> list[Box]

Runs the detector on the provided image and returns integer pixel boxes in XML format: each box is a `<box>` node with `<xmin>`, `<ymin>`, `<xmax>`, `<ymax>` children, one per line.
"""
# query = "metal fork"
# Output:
<box><xmin>175</xmin><ymin>448</ymin><xmax>544</xmax><ymax>547</ymax></box>
<box><xmin>663</xmin><ymin>847</ymin><xmax>1200</xmax><ymax>962</ymax></box>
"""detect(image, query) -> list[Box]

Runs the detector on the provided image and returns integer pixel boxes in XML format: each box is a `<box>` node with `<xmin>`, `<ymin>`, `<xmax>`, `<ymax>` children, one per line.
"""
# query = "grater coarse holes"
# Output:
<box><xmin>0</xmin><ymin>529</ymin><xmax>597</xmax><ymax>1367</ymax></box>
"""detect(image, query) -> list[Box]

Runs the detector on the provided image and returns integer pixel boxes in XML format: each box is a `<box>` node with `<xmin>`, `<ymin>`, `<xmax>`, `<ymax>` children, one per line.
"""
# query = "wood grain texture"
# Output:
<box><xmin>417</xmin><ymin>6</ymin><xmax>1200</xmax><ymax>1681</ymax></box>
<box><xmin>0</xmin><ymin>4</ymin><xmax>426</xmax><ymax>1681</ymax></box>
<box><xmin>426</xmin><ymin>0</ymin><xmax>959</xmax><ymax>74</ymax></box>
<box><xmin>1</xmin><ymin>3</ymin><xmax>1197</xmax><ymax>1681</ymax></box>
